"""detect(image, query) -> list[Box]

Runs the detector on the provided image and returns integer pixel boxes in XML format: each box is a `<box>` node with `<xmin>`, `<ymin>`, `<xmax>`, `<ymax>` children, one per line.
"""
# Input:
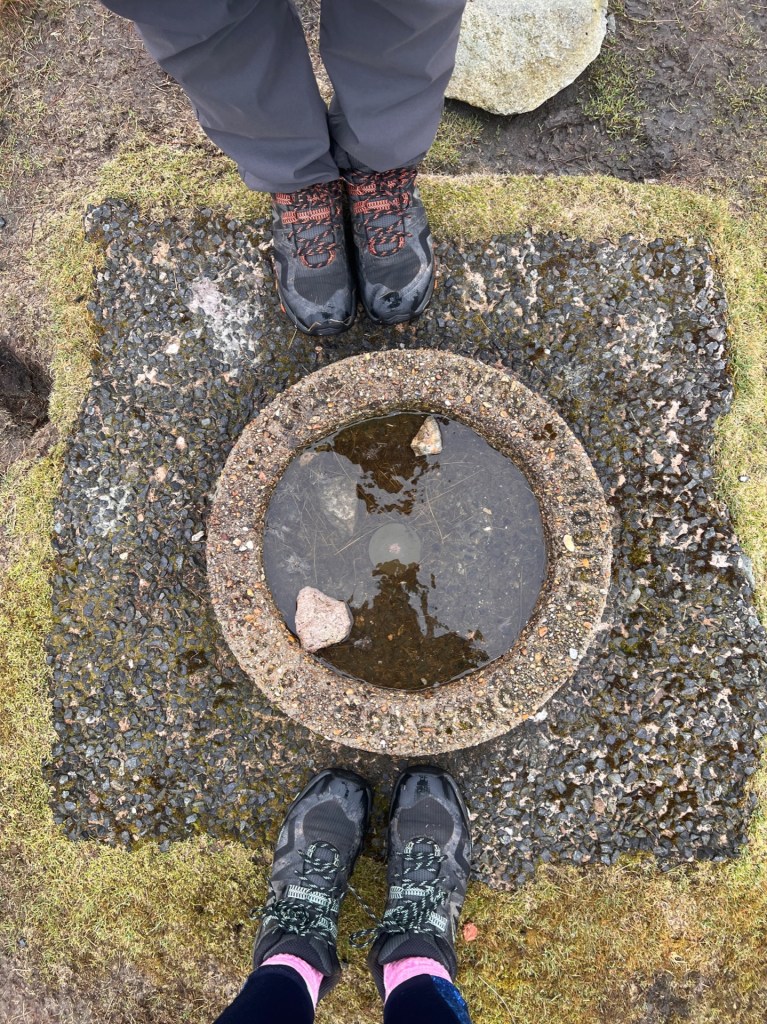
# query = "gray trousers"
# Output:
<box><xmin>103</xmin><ymin>0</ymin><xmax>466</xmax><ymax>194</ymax></box>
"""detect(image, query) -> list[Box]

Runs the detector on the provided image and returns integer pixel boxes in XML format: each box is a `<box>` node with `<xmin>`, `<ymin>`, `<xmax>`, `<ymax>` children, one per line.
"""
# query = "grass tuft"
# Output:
<box><xmin>583</xmin><ymin>45</ymin><xmax>653</xmax><ymax>140</ymax></box>
<box><xmin>424</xmin><ymin>108</ymin><xmax>485</xmax><ymax>173</ymax></box>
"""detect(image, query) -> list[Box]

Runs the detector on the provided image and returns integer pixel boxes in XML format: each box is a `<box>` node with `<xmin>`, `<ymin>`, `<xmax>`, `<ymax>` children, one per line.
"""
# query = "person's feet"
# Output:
<box><xmin>271</xmin><ymin>168</ymin><xmax>435</xmax><ymax>335</ymax></box>
<box><xmin>270</xmin><ymin>181</ymin><xmax>357</xmax><ymax>336</ymax></box>
<box><xmin>343</xmin><ymin>166</ymin><xmax>435</xmax><ymax>326</ymax></box>
<box><xmin>367</xmin><ymin>765</ymin><xmax>472</xmax><ymax>999</ymax></box>
<box><xmin>252</xmin><ymin>768</ymin><xmax>372</xmax><ymax>998</ymax></box>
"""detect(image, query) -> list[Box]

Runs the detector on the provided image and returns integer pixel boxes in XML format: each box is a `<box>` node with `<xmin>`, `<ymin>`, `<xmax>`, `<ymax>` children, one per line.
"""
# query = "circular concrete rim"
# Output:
<box><xmin>207</xmin><ymin>350</ymin><xmax>612</xmax><ymax>756</ymax></box>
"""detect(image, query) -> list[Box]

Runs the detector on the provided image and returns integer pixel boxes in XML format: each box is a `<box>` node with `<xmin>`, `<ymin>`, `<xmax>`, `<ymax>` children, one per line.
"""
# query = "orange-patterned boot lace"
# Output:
<box><xmin>346</xmin><ymin>167</ymin><xmax>417</xmax><ymax>257</ymax></box>
<box><xmin>273</xmin><ymin>181</ymin><xmax>343</xmax><ymax>268</ymax></box>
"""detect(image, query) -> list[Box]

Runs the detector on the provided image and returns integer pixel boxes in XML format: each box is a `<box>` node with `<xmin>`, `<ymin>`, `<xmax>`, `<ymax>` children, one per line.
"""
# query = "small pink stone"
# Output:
<box><xmin>295</xmin><ymin>586</ymin><xmax>353</xmax><ymax>653</ymax></box>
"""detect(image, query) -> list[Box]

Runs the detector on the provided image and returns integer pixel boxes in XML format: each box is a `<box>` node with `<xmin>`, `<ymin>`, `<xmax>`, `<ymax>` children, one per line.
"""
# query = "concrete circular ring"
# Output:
<box><xmin>207</xmin><ymin>349</ymin><xmax>612</xmax><ymax>755</ymax></box>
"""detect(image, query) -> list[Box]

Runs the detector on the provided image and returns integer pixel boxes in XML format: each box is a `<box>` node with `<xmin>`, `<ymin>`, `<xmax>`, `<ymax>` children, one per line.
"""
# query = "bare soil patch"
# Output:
<box><xmin>0</xmin><ymin>954</ymin><xmax>232</xmax><ymax>1024</ymax></box>
<box><xmin>0</xmin><ymin>0</ymin><xmax>199</xmax><ymax>482</ymax></box>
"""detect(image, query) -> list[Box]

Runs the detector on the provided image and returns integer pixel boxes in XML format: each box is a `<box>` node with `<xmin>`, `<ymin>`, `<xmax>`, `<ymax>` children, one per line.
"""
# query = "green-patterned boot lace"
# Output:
<box><xmin>251</xmin><ymin>840</ymin><xmax>343</xmax><ymax>942</ymax></box>
<box><xmin>350</xmin><ymin>837</ymin><xmax>447</xmax><ymax>948</ymax></box>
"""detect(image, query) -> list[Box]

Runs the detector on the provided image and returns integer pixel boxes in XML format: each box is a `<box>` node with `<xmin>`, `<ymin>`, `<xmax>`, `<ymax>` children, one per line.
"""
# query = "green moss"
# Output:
<box><xmin>88</xmin><ymin>135</ymin><xmax>270</xmax><ymax>221</ymax></box>
<box><xmin>1</xmin><ymin>147</ymin><xmax>767</xmax><ymax>1022</ymax></box>
<box><xmin>628</xmin><ymin>543</ymin><xmax>650</xmax><ymax>569</ymax></box>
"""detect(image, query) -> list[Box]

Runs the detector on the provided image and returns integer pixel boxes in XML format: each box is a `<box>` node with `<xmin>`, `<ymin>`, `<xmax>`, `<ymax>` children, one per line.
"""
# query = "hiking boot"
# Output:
<box><xmin>343</xmin><ymin>167</ymin><xmax>435</xmax><ymax>325</ymax></box>
<box><xmin>270</xmin><ymin>180</ymin><xmax>357</xmax><ymax>336</ymax></box>
<box><xmin>367</xmin><ymin>765</ymin><xmax>472</xmax><ymax>999</ymax></box>
<box><xmin>252</xmin><ymin>768</ymin><xmax>372</xmax><ymax>999</ymax></box>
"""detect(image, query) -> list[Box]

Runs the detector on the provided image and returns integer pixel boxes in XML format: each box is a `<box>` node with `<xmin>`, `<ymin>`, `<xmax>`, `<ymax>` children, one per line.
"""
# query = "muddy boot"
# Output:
<box><xmin>343</xmin><ymin>166</ymin><xmax>435</xmax><ymax>326</ymax></box>
<box><xmin>271</xmin><ymin>181</ymin><xmax>357</xmax><ymax>336</ymax></box>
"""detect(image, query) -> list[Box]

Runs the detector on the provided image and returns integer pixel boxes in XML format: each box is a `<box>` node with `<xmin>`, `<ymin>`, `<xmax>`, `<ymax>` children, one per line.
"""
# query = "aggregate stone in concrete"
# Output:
<box><xmin>46</xmin><ymin>199</ymin><xmax>767</xmax><ymax>888</ymax></box>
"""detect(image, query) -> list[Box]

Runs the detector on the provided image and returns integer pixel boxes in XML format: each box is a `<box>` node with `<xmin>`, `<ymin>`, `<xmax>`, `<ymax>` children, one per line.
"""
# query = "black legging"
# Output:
<box><xmin>214</xmin><ymin>965</ymin><xmax>472</xmax><ymax>1024</ymax></box>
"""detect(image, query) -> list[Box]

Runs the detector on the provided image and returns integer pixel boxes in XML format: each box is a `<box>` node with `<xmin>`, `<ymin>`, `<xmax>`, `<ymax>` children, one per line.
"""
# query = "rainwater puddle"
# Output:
<box><xmin>263</xmin><ymin>413</ymin><xmax>547</xmax><ymax>689</ymax></box>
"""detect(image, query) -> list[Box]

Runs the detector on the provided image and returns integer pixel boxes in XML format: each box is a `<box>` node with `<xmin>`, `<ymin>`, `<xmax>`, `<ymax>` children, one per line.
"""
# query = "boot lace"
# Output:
<box><xmin>348</xmin><ymin>167</ymin><xmax>417</xmax><ymax>257</ymax></box>
<box><xmin>274</xmin><ymin>183</ymin><xmax>340</xmax><ymax>269</ymax></box>
<box><xmin>350</xmin><ymin>837</ymin><xmax>447</xmax><ymax>948</ymax></box>
<box><xmin>251</xmin><ymin>840</ymin><xmax>343</xmax><ymax>942</ymax></box>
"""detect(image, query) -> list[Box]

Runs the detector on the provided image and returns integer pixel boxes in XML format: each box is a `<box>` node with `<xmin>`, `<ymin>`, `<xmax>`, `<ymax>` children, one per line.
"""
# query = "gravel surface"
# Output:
<box><xmin>47</xmin><ymin>200</ymin><xmax>767</xmax><ymax>888</ymax></box>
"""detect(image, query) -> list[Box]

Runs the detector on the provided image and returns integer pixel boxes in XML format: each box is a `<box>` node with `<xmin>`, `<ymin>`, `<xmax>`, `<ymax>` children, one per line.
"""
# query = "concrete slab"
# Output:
<box><xmin>47</xmin><ymin>200</ymin><xmax>767</xmax><ymax>888</ymax></box>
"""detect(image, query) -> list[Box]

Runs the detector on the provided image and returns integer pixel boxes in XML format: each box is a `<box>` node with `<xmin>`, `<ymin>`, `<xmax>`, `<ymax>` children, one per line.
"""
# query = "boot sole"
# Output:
<box><xmin>278</xmin><ymin>294</ymin><xmax>357</xmax><ymax>338</ymax></box>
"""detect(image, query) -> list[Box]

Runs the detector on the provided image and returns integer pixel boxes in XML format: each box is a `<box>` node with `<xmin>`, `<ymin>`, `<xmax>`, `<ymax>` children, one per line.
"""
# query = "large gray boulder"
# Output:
<box><xmin>446</xmin><ymin>0</ymin><xmax>608</xmax><ymax>115</ymax></box>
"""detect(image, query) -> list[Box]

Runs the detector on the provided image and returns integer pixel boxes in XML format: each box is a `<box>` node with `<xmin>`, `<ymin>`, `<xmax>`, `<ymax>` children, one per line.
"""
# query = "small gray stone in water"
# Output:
<box><xmin>411</xmin><ymin>416</ymin><xmax>442</xmax><ymax>455</ymax></box>
<box><xmin>295</xmin><ymin>586</ymin><xmax>353</xmax><ymax>653</ymax></box>
<box><xmin>316</xmin><ymin>471</ymin><xmax>359</xmax><ymax>531</ymax></box>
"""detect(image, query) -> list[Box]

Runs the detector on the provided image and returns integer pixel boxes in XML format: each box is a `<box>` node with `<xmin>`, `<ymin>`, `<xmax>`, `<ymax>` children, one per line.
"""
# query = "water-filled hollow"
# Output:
<box><xmin>263</xmin><ymin>412</ymin><xmax>547</xmax><ymax>690</ymax></box>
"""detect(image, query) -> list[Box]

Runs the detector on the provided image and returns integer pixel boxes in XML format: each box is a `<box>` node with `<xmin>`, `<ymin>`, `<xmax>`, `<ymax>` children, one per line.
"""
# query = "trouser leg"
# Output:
<box><xmin>320</xmin><ymin>0</ymin><xmax>467</xmax><ymax>172</ymax></box>
<box><xmin>101</xmin><ymin>0</ymin><xmax>338</xmax><ymax>193</ymax></box>
<box><xmin>213</xmin><ymin>966</ymin><xmax>315</xmax><ymax>1024</ymax></box>
<box><xmin>384</xmin><ymin>974</ymin><xmax>473</xmax><ymax>1024</ymax></box>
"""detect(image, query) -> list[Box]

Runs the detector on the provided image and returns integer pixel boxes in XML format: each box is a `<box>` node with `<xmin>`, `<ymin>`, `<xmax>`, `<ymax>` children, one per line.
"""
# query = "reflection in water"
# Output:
<box><xmin>327</xmin><ymin>564</ymin><xmax>488</xmax><ymax>689</ymax></box>
<box><xmin>263</xmin><ymin>412</ymin><xmax>547</xmax><ymax>691</ymax></box>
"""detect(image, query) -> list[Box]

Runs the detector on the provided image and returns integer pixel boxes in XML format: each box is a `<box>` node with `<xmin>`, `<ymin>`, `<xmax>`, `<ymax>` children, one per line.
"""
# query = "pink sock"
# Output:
<box><xmin>383</xmin><ymin>957</ymin><xmax>452</xmax><ymax>1001</ymax></box>
<box><xmin>261</xmin><ymin>954</ymin><xmax>324</xmax><ymax>1008</ymax></box>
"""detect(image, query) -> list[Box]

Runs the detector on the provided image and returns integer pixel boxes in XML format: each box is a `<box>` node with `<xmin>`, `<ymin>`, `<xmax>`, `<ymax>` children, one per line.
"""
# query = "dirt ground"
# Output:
<box><xmin>0</xmin><ymin>953</ymin><xmax>236</xmax><ymax>1024</ymax></box>
<box><xmin>0</xmin><ymin>1</ymin><xmax>766</xmax><ymax>1018</ymax></box>
<box><xmin>454</xmin><ymin>0</ymin><xmax>767</xmax><ymax>183</ymax></box>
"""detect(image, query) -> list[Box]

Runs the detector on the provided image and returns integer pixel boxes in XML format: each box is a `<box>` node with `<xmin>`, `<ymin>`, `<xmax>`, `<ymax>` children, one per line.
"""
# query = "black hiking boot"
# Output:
<box><xmin>270</xmin><ymin>180</ymin><xmax>357</xmax><ymax>336</ymax></box>
<box><xmin>251</xmin><ymin>768</ymin><xmax>372</xmax><ymax>999</ymax></box>
<box><xmin>367</xmin><ymin>765</ymin><xmax>472</xmax><ymax>999</ymax></box>
<box><xmin>343</xmin><ymin>166</ymin><xmax>435</xmax><ymax>325</ymax></box>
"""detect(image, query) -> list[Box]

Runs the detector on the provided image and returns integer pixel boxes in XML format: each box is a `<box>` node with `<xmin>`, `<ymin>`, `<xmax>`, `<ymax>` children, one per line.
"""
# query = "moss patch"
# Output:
<box><xmin>1</xmin><ymin>148</ymin><xmax>766</xmax><ymax>1023</ymax></box>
